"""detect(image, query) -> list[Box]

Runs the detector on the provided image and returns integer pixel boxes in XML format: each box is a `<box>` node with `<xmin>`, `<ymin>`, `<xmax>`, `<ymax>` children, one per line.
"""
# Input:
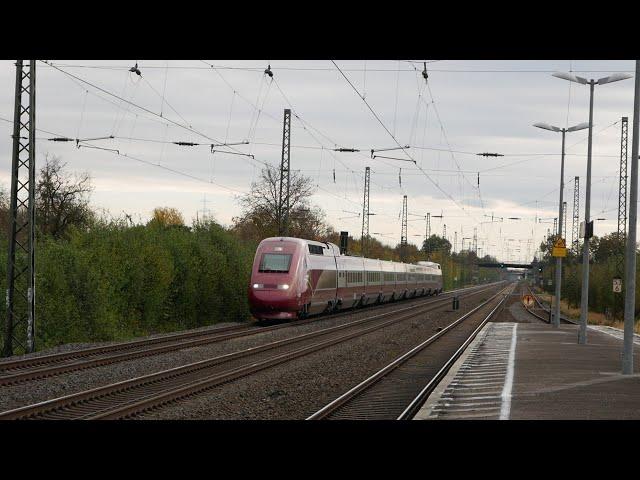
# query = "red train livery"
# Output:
<box><xmin>248</xmin><ymin>236</ymin><xmax>443</xmax><ymax>321</ymax></box>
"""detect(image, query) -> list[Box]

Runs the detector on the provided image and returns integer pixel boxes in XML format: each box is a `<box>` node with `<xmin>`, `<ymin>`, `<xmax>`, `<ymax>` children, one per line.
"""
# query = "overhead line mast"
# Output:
<box><xmin>362</xmin><ymin>166</ymin><xmax>371</xmax><ymax>256</ymax></box>
<box><xmin>572</xmin><ymin>176</ymin><xmax>580</xmax><ymax>255</ymax></box>
<box><xmin>278</xmin><ymin>109</ymin><xmax>292</xmax><ymax>236</ymax></box>
<box><xmin>615</xmin><ymin>116</ymin><xmax>629</xmax><ymax>319</ymax></box>
<box><xmin>4</xmin><ymin>60</ymin><xmax>36</xmax><ymax>357</ymax></box>
<box><xmin>400</xmin><ymin>195</ymin><xmax>408</xmax><ymax>262</ymax></box>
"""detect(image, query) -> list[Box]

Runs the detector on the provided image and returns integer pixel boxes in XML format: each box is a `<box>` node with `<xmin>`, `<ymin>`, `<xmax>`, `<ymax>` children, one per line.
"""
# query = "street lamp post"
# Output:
<box><xmin>553</xmin><ymin>71</ymin><xmax>633</xmax><ymax>343</ymax></box>
<box><xmin>533</xmin><ymin>121</ymin><xmax>589</xmax><ymax>327</ymax></box>
<box><xmin>623</xmin><ymin>60</ymin><xmax>640</xmax><ymax>374</ymax></box>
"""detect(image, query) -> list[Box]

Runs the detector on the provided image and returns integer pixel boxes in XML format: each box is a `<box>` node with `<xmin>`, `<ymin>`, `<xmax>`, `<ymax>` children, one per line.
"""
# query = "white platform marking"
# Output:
<box><xmin>499</xmin><ymin>323</ymin><xmax>518</xmax><ymax>420</ymax></box>
<box><xmin>421</xmin><ymin>322</ymin><xmax>519</xmax><ymax>420</ymax></box>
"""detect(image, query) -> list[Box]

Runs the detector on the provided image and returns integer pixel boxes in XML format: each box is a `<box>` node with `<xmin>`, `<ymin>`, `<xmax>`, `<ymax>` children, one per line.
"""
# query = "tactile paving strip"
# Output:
<box><xmin>427</xmin><ymin>323</ymin><xmax>517</xmax><ymax>420</ymax></box>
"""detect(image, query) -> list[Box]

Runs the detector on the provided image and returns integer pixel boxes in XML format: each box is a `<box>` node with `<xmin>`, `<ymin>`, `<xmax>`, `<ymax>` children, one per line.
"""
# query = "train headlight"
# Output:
<box><xmin>253</xmin><ymin>283</ymin><xmax>264</xmax><ymax>289</ymax></box>
<box><xmin>277</xmin><ymin>284</ymin><xmax>290</xmax><ymax>290</ymax></box>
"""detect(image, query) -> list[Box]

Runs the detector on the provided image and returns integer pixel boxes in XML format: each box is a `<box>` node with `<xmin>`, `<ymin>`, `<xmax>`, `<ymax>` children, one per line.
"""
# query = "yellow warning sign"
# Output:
<box><xmin>552</xmin><ymin>247</ymin><xmax>567</xmax><ymax>257</ymax></box>
<box><xmin>553</xmin><ymin>238</ymin><xmax>566</xmax><ymax>248</ymax></box>
<box><xmin>552</xmin><ymin>237</ymin><xmax>567</xmax><ymax>257</ymax></box>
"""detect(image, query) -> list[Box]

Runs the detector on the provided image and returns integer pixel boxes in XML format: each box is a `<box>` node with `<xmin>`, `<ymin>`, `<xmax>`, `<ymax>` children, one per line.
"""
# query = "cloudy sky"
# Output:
<box><xmin>0</xmin><ymin>59</ymin><xmax>636</xmax><ymax>263</ymax></box>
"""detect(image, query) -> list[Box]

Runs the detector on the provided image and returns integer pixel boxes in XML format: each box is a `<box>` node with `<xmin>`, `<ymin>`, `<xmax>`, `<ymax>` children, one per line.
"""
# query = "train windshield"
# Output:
<box><xmin>259</xmin><ymin>253</ymin><xmax>293</xmax><ymax>273</ymax></box>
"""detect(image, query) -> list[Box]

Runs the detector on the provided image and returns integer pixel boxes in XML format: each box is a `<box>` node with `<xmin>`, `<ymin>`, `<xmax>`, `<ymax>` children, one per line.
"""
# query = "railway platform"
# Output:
<box><xmin>415</xmin><ymin>321</ymin><xmax>640</xmax><ymax>420</ymax></box>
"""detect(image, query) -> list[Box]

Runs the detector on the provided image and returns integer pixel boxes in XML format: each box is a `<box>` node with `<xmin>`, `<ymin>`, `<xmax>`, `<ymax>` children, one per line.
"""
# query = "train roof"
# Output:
<box><xmin>260</xmin><ymin>236</ymin><xmax>340</xmax><ymax>251</ymax></box>
<box><xmin>260</xmin><ymin>237</ymin><xmax>441</xmax><ymax>270</ymax></box>
<box><xmin>415</xmin><ymin>261</ymin><xmax>442</xmax><ymax>269</ymax></box>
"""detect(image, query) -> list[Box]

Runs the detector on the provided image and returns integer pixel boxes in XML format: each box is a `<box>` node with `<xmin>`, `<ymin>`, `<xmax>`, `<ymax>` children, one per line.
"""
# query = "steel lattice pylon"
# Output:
<box><xmin>472</xmin><ymin>227</ymin><xmax>477</xmax><ymax>254</ymax></box>
<box><xmin>400</xmin><ymin>195</ymin><xmax>407</xmax><ymax>261</ymax></box>
<box><xmin>4</xmin><ymin>60</ymin><xmax>36</xmax><ymax>357</ymax></box>
<box><xmin>614</xmin><ymin>117</ymin><xmax>629</xmax><ymax>318</ymax></box>
<box><xmin>361</xmin><ymin>166</ymin><xmax>370</xmax><ymax>256</ymax></box>
<box><xmin>424</xmin><ymin>212</ymin><xmax>431</xmax><ymax>258</ymax></box>
<box><xmin>572</xmin><ymin>176</ymin><xmax>580</xmax><ymax>255</ymax></box>
<box><xmin>426</xmin><ymin>212</ymin><xmax>431</xmax><ymax>239</ymax></box>
<box><xmin>278</xmin><ymin>109</ymin><xmax>291</xmax><ymax>236</ymax></box>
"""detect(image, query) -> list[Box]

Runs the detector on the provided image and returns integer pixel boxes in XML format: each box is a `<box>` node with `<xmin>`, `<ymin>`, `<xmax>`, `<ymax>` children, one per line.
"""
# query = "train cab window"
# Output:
<box><xmin>308</xmin><ymin>245</ymin><xmax>324</xmax><ymax>255</ymax></box>
<box><xmin>259</xmin><ymin>253</ymin><xmax>292</xmax><ymax>273</ymax></box>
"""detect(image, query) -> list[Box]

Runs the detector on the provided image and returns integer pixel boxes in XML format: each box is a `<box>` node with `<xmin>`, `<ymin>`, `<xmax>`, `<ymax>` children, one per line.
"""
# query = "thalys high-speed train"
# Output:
<box><xmin>248</xmin><ymin>236</ymin><xmax>443</xmax><ymax>321</ymax></box>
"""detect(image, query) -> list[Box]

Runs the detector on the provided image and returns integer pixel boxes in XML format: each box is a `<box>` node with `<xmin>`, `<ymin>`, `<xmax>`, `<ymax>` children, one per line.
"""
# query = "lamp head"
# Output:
<box><xmin>533</xmin><ymin>122</ymin><xmax>561</xmax><ymax>132</ymax></box>
<box><xmin>552</xmin><ymin>72</ymin><xmax>588</xmax><ymax>84</ymax></box>
<box><xmin>597</xmin><ymin>73</ymin><xmax>633</xmax><ymax>85</ymax></box>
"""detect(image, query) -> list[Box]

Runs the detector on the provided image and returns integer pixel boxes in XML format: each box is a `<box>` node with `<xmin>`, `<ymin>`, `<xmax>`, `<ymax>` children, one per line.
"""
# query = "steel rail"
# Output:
<box><xmin>397</xmin><ymin>286</ymin><xmax>511</xmax><ymax>420</ymax></box>
<box><xmin>0</xmin><ymin>283</ymin><xmax>498</xmax><ymax>386</ymax></box>
<box><xmin>0</xmin><ymin>283</ymin><xmax>504</xmax><ymax>420</ymax></box>
<box><xmin>93</xmin><ymin>284</ymin><xmax>502</xmax><ymax>420</ymax></box>
<box><xmin>0</xmin><ymin>323</ymin><xmax>255</xmax><ymax>372</ymax></box>
<box><xmin>524</xmin><ymin>284</ymin><xmax>577</xmax><ymax>325</ymax></box>
<box><xmin>306</xmin><ymin>284</ymin><xmax>513</xmax><ymax>420</ymax></box>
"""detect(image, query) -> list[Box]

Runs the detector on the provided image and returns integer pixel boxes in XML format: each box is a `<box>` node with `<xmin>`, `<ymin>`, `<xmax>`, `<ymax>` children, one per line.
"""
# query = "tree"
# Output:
<box><xmin>149</xmin><ymin>207</ymin><xmax>185</xmax><ymax>227</ymax></box>
<box><xmin>0</xmin><ymin>184</ymin><xmax>9</xmax><ymax>237</ymax></box>
<box><xmin>36</xmin><ymin>154</ymin><xmax>94</xmax><ymax>239</ymax></box>
<box><xmin>592</xmin><ymin>232</ymin><xmax>624</xmax><ymax>263</ymax></box>
<box><xmin>422</xmin><ymin>234</ymin><xmax>451</xmax><ymax>256</ymax></box>
<box><xmin>232</xmin><ymin>165</ymin><xmax>332</xmax><ymax>242</ymax></box>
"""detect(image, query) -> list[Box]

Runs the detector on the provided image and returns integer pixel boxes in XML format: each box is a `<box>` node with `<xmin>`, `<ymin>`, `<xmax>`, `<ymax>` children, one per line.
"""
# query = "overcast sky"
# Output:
<box><xmin>0</xmin><ymin>59</ymin><xmax>636</xmax><ymax>263</ymax></box>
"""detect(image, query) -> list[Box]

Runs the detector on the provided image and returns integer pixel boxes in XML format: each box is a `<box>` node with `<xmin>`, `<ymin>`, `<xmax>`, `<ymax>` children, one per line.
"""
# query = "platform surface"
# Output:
<box><xmin>416</xmin><ymin>321</ymin><xmax>640</xmax><ymax>420</ymax></box>
<box><xmin>510</xmin><ymin>323</ymin><xmax>640</xmax><ymax>420</ymax></box>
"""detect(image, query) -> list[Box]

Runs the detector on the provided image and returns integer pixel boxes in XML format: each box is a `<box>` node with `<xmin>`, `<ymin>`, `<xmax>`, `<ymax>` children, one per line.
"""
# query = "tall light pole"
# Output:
<box><xmin>553</xmin><ymin>71</ymin><xmax>633</xmax><ymax>344</ymax></box>
<box><xmin>623</xmin><ymin>60</ymin><xmax>640</xmax><ymax>374</ymax></box>
<box><xmin>533</xmin><ymin>121</ymin><xmax>589</xmax><ymax>327</ymax></box>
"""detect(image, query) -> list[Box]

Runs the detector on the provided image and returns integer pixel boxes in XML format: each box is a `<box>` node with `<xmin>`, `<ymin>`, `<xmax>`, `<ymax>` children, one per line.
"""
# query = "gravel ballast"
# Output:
<box><xmin>139</xmin><ymin>286</ymin><xmax>504</xmax><ymax>420</ymax></box>
<box><xmin>0</xmin><ymin>284</ymin><xmax>500</xmax><ymax>415</ymax></box>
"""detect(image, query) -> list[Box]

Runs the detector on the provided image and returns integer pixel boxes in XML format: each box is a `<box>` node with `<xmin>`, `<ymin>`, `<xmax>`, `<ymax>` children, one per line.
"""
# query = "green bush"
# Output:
<box><xmin>0</xmin><ymin>220</ymin><xmax>255</xmax><ymax>351</ymax></box>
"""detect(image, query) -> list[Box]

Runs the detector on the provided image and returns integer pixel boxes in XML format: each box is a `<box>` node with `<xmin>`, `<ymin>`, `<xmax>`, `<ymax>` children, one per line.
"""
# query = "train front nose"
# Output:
<box><xmin>248</xmin><ymin>240</ymin><xmax>302</xmax><ymax>320</ymax></box>
<box><xmin>248</xmin><ymin>279</ymin><xmax>300</xmax><ymax>319</ymax></box>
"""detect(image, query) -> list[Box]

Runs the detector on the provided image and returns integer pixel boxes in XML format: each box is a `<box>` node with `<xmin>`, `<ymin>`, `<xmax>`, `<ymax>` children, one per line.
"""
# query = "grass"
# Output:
<box><xmin>533</xmin><ymin>288</ymin><xmax>640</xmax><ymax>334</ymax></box>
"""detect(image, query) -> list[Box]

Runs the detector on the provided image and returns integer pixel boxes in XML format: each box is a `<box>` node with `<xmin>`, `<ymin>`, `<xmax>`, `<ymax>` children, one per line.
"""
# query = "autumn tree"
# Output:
<box><xmin>232</xmin><ymin>165</ymin><xmax>333</xmax><ymax>243</ymax></box>
<box><xmin>36</xmin><ymin>154</ymin><xmax>94</xmax><ymax>239</ymax></box>
<box><xmin>149</xmin><ymin>207</ymin><xmax>185</xmax><ymax>227</ymax></box>
<box><xmin>422</xmin><ymin>234</ymin><xmax>452</xmax><ymax>256</ymax></box>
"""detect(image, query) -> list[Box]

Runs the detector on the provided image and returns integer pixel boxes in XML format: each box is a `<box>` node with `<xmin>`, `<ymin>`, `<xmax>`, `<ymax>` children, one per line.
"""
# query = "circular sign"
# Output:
<box><xmin>522</xmin><ymin>294</ymin><xmax>534</xmax><ymax>308</ymax></box>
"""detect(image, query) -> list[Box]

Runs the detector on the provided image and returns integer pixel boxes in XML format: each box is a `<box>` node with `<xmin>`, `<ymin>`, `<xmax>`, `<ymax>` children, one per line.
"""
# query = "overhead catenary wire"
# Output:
<box><xmin>21</xmin><ymin>60</ymin><xmax>629</xmax><ymax>257</ymax></box>
<box><xmin>43</xmin><ymin>62</ymin><xmax>636</xmax><ymax>74</ymax></box>
<box><xmin>41</xmin><ymin>61</ymin><xmax>247</xmax><ymax>159</ymax></box>
<box><xmin>330</xmin><ymin>60</ymin><xmax>482</xmax><ymax>225</ymax></box>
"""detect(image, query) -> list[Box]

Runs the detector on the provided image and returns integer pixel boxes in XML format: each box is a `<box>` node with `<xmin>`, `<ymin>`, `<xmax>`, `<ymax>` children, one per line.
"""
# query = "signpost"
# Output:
<box><xmin>613</xmin><ymin>277</ymin><xmax>622</xmax><ymax>293</ymax></box>
<box><xmin>523</xmin><ymin>295</ymin><xmax>534</xmax><ymax>308</ymax></box>
<box><xmin>552</xmin><ymin>237</ymin><xmax>567</xmax><ymax>257</ymax></box>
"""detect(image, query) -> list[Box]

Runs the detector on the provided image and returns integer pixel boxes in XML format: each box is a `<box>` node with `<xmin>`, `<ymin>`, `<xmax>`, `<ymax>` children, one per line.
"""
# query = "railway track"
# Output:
<box><xmin>0</xmin><ymin>282</ymin><xmax>505</xmax><ymax>420</ymax></box>
<box><xmin>307</xmin><ymin>283</ymin><xmax>514</xmax><ymax>420</ymax></box>
<box><xmin>523</xmin><ymin>284</ymin><xmax>577</xmax><ymax>325</ymax></box>
<box><xmin>0</xmin><ymin>283</ymin><xmax>498</xmax><ymax>386</ymax></box>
